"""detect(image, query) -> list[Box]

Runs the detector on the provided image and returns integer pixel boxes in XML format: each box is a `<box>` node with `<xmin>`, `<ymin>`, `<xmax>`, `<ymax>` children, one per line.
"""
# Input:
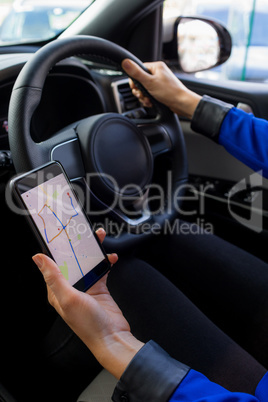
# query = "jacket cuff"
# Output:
<box><xmin>112</xmin><ymin>340</ymin><xmax>190</xmax><ymax>402</ymax></box>
<box><xmin>191</xmin><ymin>95</ymin><xmax>234</xmax><ymax>142</ymax></box>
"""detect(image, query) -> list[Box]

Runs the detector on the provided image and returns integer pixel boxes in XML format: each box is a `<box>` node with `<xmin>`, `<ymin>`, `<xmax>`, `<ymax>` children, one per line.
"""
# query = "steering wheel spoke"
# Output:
<box><xmin>138</xmin><ymin>123</ymin><xmax>173</xmax><ymax>157</ymax></box>
<box><xmin>31</xmin><ymin>125</ymin><xmax>85</xmax><ymax>180</ymax></box>
<box><xmin>49</xmin><ymin>131</ymin><xmax>85</xmax><ymax>181</ymax></box>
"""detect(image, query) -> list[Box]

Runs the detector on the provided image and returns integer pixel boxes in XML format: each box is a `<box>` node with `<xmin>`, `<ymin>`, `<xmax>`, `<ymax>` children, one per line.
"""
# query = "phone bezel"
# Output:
<box><xmin>10</xmin><ymin>161</ymin><xmax>111</xmax><ymax>291</ymax></box>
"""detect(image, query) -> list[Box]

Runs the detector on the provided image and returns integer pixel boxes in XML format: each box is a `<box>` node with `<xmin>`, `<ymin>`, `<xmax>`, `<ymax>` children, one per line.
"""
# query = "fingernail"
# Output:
<box><xmin>32</xmin><ymin>255</ymin><xmax>43</xmax><ymax>269</ymax></box>
<box><xmin>122</xmin><ymin>59</ymin><xmax>132</xmax><ymax>71</ymax></box>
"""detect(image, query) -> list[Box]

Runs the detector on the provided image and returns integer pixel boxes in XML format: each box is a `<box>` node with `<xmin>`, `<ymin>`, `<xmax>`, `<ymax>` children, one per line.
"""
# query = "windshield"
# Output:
<box><xmin>0</xmin><ymin>0</ymin><xmax>94</xmax><ymax>45</ymax></box>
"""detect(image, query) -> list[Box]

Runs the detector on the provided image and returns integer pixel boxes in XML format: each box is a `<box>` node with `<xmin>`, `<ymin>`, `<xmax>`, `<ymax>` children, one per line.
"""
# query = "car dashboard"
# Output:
<box><xmin>0</xmin><ymin>52</ymin><xmax>147</xmax><ymax>166</ymax></box>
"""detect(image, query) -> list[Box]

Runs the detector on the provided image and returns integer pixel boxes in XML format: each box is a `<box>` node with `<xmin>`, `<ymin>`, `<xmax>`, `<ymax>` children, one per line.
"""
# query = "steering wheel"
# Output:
<box><xmin>8</xmin><ymin>36</ymin><xmax>187</xmax><ymax>251</ymax></box>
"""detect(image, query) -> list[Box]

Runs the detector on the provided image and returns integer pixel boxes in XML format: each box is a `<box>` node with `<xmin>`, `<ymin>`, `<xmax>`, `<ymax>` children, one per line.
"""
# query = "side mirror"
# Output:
<box><xmin>163</xmin><ymin>17</ymin><xmax>232</xmax><ymax>74</ymax></box>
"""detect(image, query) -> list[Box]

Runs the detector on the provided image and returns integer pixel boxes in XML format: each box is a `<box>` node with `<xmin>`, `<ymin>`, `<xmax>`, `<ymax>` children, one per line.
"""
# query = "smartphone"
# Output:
<box><xmin>10</xmin><ymin>161</ymin><xmax>111</xmax><ymax>291</ymax></box>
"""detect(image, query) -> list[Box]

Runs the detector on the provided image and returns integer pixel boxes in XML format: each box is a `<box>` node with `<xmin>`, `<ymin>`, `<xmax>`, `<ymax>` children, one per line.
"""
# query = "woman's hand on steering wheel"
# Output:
<box><xmin>122</xmin><ymin>59</ymin><xmax>201</xmax><ymax>119</ymax></box>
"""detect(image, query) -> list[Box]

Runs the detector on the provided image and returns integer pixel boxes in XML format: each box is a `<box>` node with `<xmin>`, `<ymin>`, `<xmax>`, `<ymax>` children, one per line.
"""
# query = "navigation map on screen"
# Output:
<box><xmin>22</xmin><ymin>173</ymin><xmax>104</xmax><ymax>286</ymax></box>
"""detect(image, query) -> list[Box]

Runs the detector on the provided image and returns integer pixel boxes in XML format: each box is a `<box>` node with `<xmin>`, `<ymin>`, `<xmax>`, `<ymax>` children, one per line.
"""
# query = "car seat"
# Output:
<box><xmin>76</xmin><ymin>369</ymin><xmax>118</xmax><ymax>402</ymax></box>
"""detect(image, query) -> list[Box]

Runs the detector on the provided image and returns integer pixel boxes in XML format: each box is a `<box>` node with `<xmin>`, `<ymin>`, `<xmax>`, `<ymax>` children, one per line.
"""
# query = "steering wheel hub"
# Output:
<box><xmin>77</xmin><ymin>113</ymin><xmax>153</xmax><ymax>204</ymax></box>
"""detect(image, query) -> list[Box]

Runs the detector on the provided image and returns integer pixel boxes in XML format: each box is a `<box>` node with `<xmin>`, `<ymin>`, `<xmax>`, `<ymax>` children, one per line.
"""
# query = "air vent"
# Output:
<box><xmin>118</xmin><ymin>82</ymin><xmax>140</xmax><ymax>112</ymax></box>
<box><xmin>112</xmin><ymin>79</ymin><xmax>140</xmax><ymax>113</ymax></box>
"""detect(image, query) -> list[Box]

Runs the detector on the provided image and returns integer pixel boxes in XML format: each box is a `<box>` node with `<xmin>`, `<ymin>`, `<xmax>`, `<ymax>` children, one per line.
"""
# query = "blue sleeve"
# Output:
<box><xmin>170</xmin><ymin>370</ymin><xmax>268</xmax><ymax>402</ymax></box>
<box><xmin>255</xmin><ymin>372</ymin><xmax>268</xmax><ymax>401</ymax></box>
<box><xmin>219</xmin><ymin>108</ymin><xmax>268</xmax><ymax>178</ymax></box>
<box><xmin>112</xmin><ymin>340</ymin><xmax>268</xmax><ymax>402</ymax></box>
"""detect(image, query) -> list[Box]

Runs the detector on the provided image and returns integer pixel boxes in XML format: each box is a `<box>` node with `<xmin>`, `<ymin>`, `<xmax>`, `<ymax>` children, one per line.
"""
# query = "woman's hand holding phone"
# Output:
<box><xmin>32</xmin><ymin>228</ymin><xmax>144</xmax><ymax>380</ymax></box>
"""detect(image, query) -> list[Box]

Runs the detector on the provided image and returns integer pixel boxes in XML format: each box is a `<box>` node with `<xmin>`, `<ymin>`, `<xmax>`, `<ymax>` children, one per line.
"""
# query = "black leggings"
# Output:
<box><xmin>42</xmin><ymin>222</ymin><xmax>268</xmax><ymax>401</ymax></box>
<box><xmin>107</xmin><ymin>222</ymin><xmax>268</xmax><ymax>395</ymax></box>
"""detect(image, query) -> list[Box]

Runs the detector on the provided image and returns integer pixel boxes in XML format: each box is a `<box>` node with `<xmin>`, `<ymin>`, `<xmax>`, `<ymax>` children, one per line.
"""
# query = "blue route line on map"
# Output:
<box><xmin>41</xmin><ymin>193</ymin><xmax>84</xmax><ymax>277</ymax></box>
<box><xmin>69</xmin><ymin>196</ymin><xmax>79</xmax><ymax>218</ymax></box>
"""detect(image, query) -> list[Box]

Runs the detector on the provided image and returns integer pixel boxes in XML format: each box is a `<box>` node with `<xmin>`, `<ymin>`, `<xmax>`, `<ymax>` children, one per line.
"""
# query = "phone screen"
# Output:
<box><xmin>16</xmin><ymin>164</ymin><xmax>109</xmax><ymax>289</ymax></box>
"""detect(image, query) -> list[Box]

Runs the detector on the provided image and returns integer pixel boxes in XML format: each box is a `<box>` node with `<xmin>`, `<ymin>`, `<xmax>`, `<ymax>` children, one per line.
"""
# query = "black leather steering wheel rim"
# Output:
<box><xmin>8</xmin><ymin>36</ymin><xmax>188</xmax><ymax>247</ymax></box>
<box><xmin>8</xmin><ymin>35</ymin><xmax>152</xmax><ymax>172</ymax></box>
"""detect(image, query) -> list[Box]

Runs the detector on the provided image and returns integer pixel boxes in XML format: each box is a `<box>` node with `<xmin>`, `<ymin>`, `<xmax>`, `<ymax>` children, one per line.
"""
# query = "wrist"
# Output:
<box><xmin>93</xmin><ymin>332</ymin><xmax>144</xmax><ymax>379</ymax></box>
<box><xmin>171</xmin><ymin>89</ymin><xmax>201</xmax><ymax>119</ymax></box>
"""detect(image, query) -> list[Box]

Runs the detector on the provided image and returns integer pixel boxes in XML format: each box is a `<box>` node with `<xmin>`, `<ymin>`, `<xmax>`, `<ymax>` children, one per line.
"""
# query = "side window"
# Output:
<box><xmin>163</xmin><ymin>0</ymin><xmax>268</xmax><ymax>84</ymax></box>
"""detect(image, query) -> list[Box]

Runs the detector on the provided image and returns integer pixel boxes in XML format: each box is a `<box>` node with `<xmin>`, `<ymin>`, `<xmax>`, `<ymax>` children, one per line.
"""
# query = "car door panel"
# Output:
<box><xmin>177</xmin><ymin>73</ymin><xmax>268</xmax><ymax>188</ymax></box>
<box><xmin>178</xmin><ymin>74</ymin><xmax>268</xmax><ymax>117</ymax></box>
<box><xmin>181</xmin><ymin>121</ymin><xmax>259</xmax><ymax>184</ymax></box>
<box><xmin>175</xmin><ymin>73</ymin><xmax>268</xmax><ymax>261</ymax></box>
